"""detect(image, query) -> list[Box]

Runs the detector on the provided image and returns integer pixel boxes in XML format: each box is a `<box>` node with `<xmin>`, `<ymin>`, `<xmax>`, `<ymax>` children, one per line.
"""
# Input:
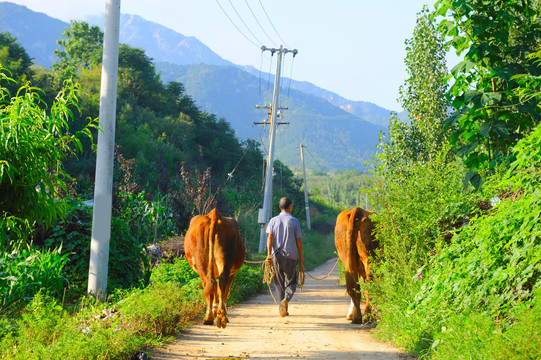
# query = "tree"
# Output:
<box><xmin>0</xmin><ymin>31</ymin><xmax>33</xmax><ymax>95</ymax></box>
<box><xmin>399</xmin><ymin>6</ymin><xmax>450</xmax><ymax>159</ymax></box>
<box><xmin>0</xmin><ymin>73</ymin><xmax>97</xmax><ymax>249</ymax></box>
<box><xmin>434</xmin><ymin>0</ymin><xmax>541</xmax><ymax>177</ymax></box>
<box><xmin>53</xmin><ymin>21</ymin><xmax>103</xmax><ymax>80</ymax></box>
<box><xmin>380</xmin><ymin>7</ymin><xmax>450</xmax><ymax>174</ymax></box>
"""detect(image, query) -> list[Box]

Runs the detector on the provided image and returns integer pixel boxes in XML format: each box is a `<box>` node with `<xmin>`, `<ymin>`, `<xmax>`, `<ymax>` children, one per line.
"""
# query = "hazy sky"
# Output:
<box><xmin>5</xmin><ymin>0</ymin><xmax>449</xmax><ymax>112</ymax></box>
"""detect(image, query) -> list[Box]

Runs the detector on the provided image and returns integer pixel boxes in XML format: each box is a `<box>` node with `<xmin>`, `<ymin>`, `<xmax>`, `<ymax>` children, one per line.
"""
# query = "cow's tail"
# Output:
<box><xmin>206</xmin><ymin>208</ymin><xmax>221</xmax><ymax>287</ymax></box>
<box><xmin>345</xmin><ymin>207</ymin><xmax>362</xmax><ymax>300</ymax></box>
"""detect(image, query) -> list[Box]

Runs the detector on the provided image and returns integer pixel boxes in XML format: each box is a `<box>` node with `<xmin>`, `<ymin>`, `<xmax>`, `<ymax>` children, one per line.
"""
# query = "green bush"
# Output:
<box><xmin>372</xmin><ymin>123</ymin><xmax>541</xmax><ymax>357</ymax></box>
<box><xmin>42</xmin><ymin>200</ymin><xmax>152</xmax><ymax>295</ymax></box>
<box><xmin>0</xmin><ymin>248</ymin><xmax>68</xmax><ymax>315</ymax></box>
<box><xmin>150</xmin><ymin>257</ymin><xmax>199</xmax><ymax>285</ymax></box>
<box><xmin>430</xmin><ymin>289</ymin><xmax>541</xmax><ymax>359</ymax></box>
<box><xmin>227</xmin><ymin>264</ymin><xmax>265</xmax><ymax>305</ymax></box>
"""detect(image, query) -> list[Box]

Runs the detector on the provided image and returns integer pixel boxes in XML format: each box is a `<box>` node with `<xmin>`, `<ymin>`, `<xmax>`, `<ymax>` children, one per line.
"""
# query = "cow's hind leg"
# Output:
<box><xmin>202</xmin><ymin>277</ymin><xmax>216</xmax><ymax>325</ymax></box>
<box><xmin>215</xmin><ymin>270</ymin><xmax>232</xmax><ymax>328</ymax></box>
<box><xmin>359</xmin><ymin>257</ymin><xmax>371</xmax><ymax>316</ymax></box>
<box><xmin>345</xmin><ymin>270</ymin><xmax>363</xmax><ymax>324</ymax></box>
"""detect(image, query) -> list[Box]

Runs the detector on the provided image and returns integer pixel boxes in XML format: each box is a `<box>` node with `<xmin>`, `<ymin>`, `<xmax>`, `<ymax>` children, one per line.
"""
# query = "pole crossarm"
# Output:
<box><xmin>261</xmin><ymin>45</ymin><xmax>298</xmax><ymax>57</ymax></box>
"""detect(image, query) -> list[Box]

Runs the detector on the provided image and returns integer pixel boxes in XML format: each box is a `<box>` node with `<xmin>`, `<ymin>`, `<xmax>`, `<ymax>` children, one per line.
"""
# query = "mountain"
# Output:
<box><xmin>156</xmin><ymin>62</ymin><xmax>384</xmax><ymax>170</ymax></box>
<box><xmin>0</xmin><ymin>2</ymin><xmax>390</xmax><ymax>170</ymax></box>
<box><xmin>0</xmin><ymin>2</ymin><xmax>66</xmax><ymax>67</ymax></box>
<box><xmin>242</xmin><ymin>65</ymin><xmax>392</xmax><ymax>127</ymax></box>
<box><xmin>87</xmin><ymin>14</ymin><xmax>233</xmax><ymax>67</ymax></box>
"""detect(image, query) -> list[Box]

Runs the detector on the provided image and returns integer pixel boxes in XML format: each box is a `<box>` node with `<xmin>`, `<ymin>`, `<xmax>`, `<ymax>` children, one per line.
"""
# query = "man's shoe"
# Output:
<box><xmin>280</xmin><ymin>299</ymin><xmax>288</xmax><ymax>317</ymax></box>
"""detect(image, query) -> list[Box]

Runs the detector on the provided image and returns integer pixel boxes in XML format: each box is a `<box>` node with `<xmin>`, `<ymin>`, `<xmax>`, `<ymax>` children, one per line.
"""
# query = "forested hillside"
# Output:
<box><xmin>157</xmin><ymin>62</ymin><xmax>384</xmax><ymax>170</ymax></box>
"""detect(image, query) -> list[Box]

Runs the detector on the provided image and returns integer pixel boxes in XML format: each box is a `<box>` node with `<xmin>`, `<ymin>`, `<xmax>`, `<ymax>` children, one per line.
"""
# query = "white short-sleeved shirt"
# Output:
<box><xmin>266</xmin><ymin>211</ymin><xmax>303</xmax><ymax>260</ymax></box>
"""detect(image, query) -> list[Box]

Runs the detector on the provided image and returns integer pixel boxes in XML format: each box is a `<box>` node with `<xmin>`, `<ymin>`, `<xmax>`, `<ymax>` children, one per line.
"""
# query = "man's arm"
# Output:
<box><xmin>266</xmin><ymin>233</ymin><xmax>273</xmax><ymax>264</ymax></box>
<box><xmin>296</xmin><ymin>237</ymin><xmax>304</xmax><ymax>263</ymax></box>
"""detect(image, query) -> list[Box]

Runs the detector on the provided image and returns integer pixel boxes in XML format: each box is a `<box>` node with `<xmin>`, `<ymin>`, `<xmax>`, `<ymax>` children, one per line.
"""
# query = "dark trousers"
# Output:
<box><xmin>272</xmin><ymin>252</ymin><xmax>297</xmax><ymax>303</ymax></box>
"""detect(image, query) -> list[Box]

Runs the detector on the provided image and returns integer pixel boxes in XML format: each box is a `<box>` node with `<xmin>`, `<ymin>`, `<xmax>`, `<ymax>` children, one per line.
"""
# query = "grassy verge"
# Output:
<box><xmin>0</xmin><ymin>261</ymin><xmax>264</xmax><ymax>360</ymax></box>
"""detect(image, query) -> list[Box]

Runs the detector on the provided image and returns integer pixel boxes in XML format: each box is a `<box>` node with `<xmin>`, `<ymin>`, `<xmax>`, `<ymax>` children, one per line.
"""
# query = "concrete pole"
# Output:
<box><xmin>88</xmin><ymin>0</ymin><xmax>121</xmax><ymax>299</ymax></box>
<box><xmin>300</xmin><ymin>144</ymin><xmax>311</xmax><ymax>229</ymax></box>
<box><xmin>258</xmin><ymin>45</ymin><xmax>284</xmax><ymax>253</ymax></box>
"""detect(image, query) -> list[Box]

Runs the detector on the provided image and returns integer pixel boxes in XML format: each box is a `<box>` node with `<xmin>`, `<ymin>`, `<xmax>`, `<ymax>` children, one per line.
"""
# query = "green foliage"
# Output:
<box><xmin>415</xmin><ymin>123</ymin><xmax>541</xmax><ymax>325</ymax></box>
<box><xmin>0</xmin><ymin>73</ymin><xmax>97</xmax><ymax>249</ymax></box>
<box><xmin>0</xmin><ymin>292</ymin><xmax>144</xmax><ymax>360</ymax></box>
<box><xmin>117</xmin><ymin>191</ymin><xmax>177</xmax><ymax>244</ymax></box>
<box><xmin>41</xmin><ymin>199</ymin><xmax>152</xmax><ymax>295</ymax></box>
<box><xmin>399</xmin><ymin>6</ymin><xmax>449</xmax><ymax>158</ymax></box>
<box><xmin>226</xmin><ymin>264</ymin><xmax>265</xmax><ymax>305</ymax></box>
<box><xmin>430</xmin><ymin>289</ymin><xmax>541</xmax><ymax>359</ymax></box>
<box><xmin>367</xmin><ymin>144</ymin><xmax>478</xmax><ymax>353</ymax></box>
<box><xmin>302</xmin><ymin>231</ymin><xmax>336</xmax><ymax>270</ymax></box>
<box><xmin>434</xmin><ymin>0</ymin><xmax>541</xmax><ymax>176</ymax></box>
<box><xmin>0</xmin><ymin>248</ymin><xmax>68</xmax><ymax>315</ymax></box>
<box><xmin>0</xmin><ymin>31</ymin><xmax>33</xmax><ymax>95</ymax></box>
<box><xmin>53</xmin><ymin>20</ymin><xmax>103</xmax><ymax>80</ymax></box>
<box><xmin>0</xmin><ymin>258</ymin><xmax>265</xmax><ymax>360</ymax></box>
<box><xmin>309</xmin><ymin>169</ymin><xmax>370</xmax><ymax>210</ymax></box>
<box><xmin>150</xmin><ymin>257</ymin><xmax>199</xmax><ymax>286</ymax></box>
<box><xmin>116</xmin><ymin>281</ymin><xmax>204</xmax><ymax>338</ymax></box>
<box><xmin>372</xmin><ymin>121</ymin><xmax>541</xmax><ymax>357</ymax></box>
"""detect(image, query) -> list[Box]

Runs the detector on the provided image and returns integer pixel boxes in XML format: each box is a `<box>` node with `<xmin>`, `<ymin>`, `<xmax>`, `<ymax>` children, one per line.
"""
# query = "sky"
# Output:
<box><xmin>5</xmin><ymin>0</ymin><xmax>449</xmax><ymax>112</ymax></box>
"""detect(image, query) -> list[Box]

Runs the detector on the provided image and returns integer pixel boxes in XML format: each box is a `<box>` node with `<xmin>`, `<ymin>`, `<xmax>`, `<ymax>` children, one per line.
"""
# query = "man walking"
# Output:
<box><xmin>266</xmin><ymin>197</ymin><xmax>304</xmax><ymax>317</ymax></box>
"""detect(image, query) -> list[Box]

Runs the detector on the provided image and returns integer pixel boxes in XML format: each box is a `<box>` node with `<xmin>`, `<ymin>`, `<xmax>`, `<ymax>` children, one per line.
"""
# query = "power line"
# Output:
<box><xmin>214</xmin><ymin>0</ymin><xmax>260</xmax><ymax>48</ymax></box>
<box><xmin>226</xmin><ymin>0</ymin><xmax>264</xmax><ymax>46</ymax></box>
<box><xmin>285</xmin><ymin>55</ymin><xmax>295</xmax><ymax>106</ymax></box>
<box><xmin>258</xmin><ymin>0</ymin><xmax>289</xmax><ymax>48</ymax></box>
<box><xmin>304</xmin><ymin>145</ymin><xmax>326</xmax><ymax>173</ymax></box>
<box><xmin>243</xmin><ymin>0</ymin><xmax>277</xmax><ymax>47</ymax></box>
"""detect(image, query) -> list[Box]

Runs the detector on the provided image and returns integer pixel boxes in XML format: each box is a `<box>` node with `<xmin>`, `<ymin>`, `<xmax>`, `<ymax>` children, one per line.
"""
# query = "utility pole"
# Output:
<box><xmin>88</xmin><ymin>0</ymin><xmax>121</xmax><ymax>300</ymax></box>
<box><xmin>257</xmin><ymin>45</ymin><xmax>298</xmax><ymax>253</ymax></box>
<box><xmin>299</xmin><ymin>144</ymin><xmax>311</xmax><ymax>229</ymax></box>
<box><xmin>301</xmin><ymin>144</ymin><xmax>311</xmax><ymax>229</ymax></box>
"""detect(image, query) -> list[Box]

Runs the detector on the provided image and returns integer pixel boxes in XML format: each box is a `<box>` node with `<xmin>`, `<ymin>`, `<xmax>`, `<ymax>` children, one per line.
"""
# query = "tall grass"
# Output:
<box><xmin>0</xmin><ymin>248</ymin><xmax>69</xmax><ymax>315</ymax></box>
<box><xmin>0</xmin><ymin>260</ymin><xmax>263</xmax><ymax>359</ymax></box>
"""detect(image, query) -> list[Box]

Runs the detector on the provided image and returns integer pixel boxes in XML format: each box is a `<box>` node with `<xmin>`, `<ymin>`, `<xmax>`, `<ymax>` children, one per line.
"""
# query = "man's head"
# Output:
<box><xmin>279</xmin><ymin>197</ymin><xmax>292</xmax><ymax>212</ymax></box>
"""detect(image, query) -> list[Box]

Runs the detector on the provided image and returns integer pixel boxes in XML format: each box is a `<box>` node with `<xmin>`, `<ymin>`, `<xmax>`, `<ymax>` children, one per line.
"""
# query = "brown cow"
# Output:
<box><xmin>184</xmin><ymin>208</ymin><xmax>246</xmax><ymax>328</ymax></box>
<box><xmin>334</xmin><ymin>207</ymin><xmax>375</xmax><ymax>324</ymax></box>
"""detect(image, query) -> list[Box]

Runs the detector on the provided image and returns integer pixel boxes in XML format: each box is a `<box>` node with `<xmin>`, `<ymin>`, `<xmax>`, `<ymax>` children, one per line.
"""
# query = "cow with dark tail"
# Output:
<box><xmin>184</xmin><ymin>208</ymin><xmax>246</xmax><ymax>328</ymax></box>
<box><xmin>334</xmin><ymin>207</ymin><xmax>375</xmax><ymax>324</ymax></box>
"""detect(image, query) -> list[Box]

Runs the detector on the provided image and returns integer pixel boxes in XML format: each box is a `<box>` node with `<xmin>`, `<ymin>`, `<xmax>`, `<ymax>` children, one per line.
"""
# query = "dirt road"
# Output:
<box><xmin>150</xmin><ymin>258</ymin><xmax>412</xmax><ymax>360</ymax></box>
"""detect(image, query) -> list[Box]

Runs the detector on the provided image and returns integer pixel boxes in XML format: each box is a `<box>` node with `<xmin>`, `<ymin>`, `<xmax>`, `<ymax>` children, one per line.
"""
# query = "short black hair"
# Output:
<box><xmin>279</xmin><ymin>197</ymin><xmax>292</xmax><ymax>210</ymax></box>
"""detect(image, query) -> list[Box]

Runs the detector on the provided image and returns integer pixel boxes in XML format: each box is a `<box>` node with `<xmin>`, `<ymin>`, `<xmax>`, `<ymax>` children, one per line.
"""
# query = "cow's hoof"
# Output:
<box><xmin>203</xmin><ymin>318</ymin><xmax>214</xmax><ymax>325</ymax></box>
<box><xmin>346</xmin><ymin>313</ymin><xmax>353</xmax><ymax>320</ymax></box>
<box><xmin>351</xmin><ymin>316</ymin><xmax>363</xmax><ymax>324</ymax></box>
<box><xmin>216</xmin><ymin>317</ymin><xmax>228</xmax><ymax>328</ymax></box>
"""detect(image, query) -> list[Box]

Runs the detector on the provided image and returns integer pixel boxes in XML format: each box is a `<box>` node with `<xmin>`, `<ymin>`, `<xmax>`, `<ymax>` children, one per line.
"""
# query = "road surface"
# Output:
<box><xmin>150</xmin><ymin>258</ymin><xmax>413</xmax><ymax>360</ymax></box>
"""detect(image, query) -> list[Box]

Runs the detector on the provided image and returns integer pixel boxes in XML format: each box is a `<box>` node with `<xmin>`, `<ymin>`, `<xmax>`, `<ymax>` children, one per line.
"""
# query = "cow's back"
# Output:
<box><xmin>184</xmin><ymin>210</ymin><xmax>245</xmax><ymax>280</ymax></box>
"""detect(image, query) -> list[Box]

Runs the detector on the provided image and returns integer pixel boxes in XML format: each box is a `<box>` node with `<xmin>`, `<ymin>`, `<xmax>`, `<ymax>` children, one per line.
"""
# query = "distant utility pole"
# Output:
<box><xmin>257</xmin><ymin>45</ymin><xmax>298</xmax><ymax>253</ymax></box>
<box><xmin>299</xmin><ymin>144</ymin><xmax>311</xmax><ymax>229</ymax></box>
<box><xmin>88</xmin><ymin>0</ymin><xmax>121</xmax><ymax>300</ymax></box>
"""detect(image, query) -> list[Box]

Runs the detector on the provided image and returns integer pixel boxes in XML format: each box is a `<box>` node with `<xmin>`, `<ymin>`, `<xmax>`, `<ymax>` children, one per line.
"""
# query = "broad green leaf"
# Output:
<box><xmin>480</xmin><ymin>92</ymin><xmax>502</xmax><ymax>106</ymax></box>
